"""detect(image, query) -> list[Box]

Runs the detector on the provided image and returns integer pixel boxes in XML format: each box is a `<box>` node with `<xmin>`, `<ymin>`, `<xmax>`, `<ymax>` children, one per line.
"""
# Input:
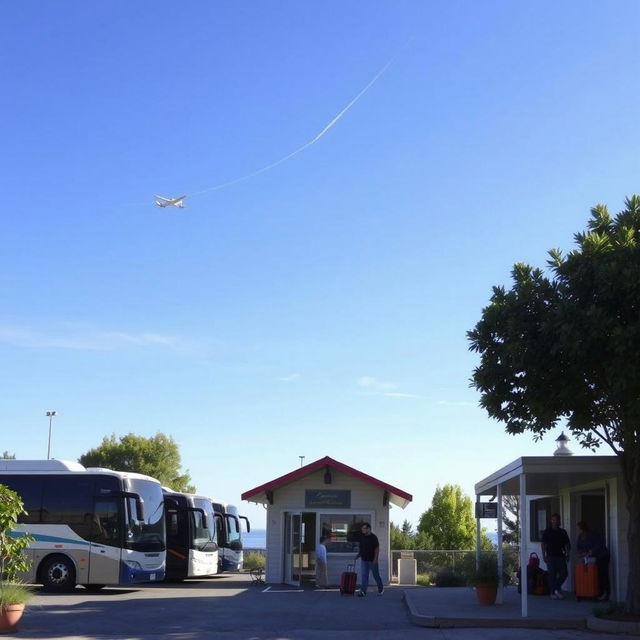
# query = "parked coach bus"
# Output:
<box><xmin>163</xmin><ymin>488</ymin><xmax>220</xmax><ymax>581</ymax></box>
<box><xmin>211</xmin><ymin>501</ymin><xmax>250</xmax><ymax>572</ymax></box>
<box><xmin>0</xmin><ymin>459</ymin><xmax>166</xmax><ymax>592</ymax></box>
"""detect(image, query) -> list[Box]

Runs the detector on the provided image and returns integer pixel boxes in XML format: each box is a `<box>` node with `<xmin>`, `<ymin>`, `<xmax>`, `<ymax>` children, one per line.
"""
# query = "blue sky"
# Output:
<box><xmin>2</xmin><ymin>1</ymin><xmax>639</xmax><ymax>530</ymax></box>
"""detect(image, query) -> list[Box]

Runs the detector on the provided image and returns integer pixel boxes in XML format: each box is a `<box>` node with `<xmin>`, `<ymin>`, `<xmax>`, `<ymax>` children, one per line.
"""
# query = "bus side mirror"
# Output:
<box><xmin>122</xmin><ymin>492</ymin><xmax>145</xmax><ymax>521</ymax></box>
<box><xmin>189</xmin><ymin>507</ymin><xmax>207</xmax><ymax>528</ymax></box>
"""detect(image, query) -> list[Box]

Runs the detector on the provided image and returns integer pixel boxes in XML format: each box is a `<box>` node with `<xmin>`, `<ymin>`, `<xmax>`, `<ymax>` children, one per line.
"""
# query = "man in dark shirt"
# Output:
<box><xmin>355</xmin><ymin>522</ymin><xmax>384</xmax><ymax>596</ymax></box>
<box><xmin>541</xmin><ymin>513</ymin><xmax>571</xmax><ymax>599</ymax></box>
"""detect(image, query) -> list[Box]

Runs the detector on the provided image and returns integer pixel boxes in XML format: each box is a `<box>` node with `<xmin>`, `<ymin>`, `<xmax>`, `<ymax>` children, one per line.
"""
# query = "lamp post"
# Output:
<box><xmin>46</xmin><ymin>411</ymin><xmax>57</xmax><ymax>459</ymax></box>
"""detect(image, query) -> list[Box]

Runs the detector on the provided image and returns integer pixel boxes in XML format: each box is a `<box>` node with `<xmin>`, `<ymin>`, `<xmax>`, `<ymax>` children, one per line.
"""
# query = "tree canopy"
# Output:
<box><xmin>79</xmin><ymin>433</ymin><xmax>195</xmax><ymax>493</ymax></box>
<box><xmin>468</xmin><ymin>195</ymin><xmax>640</xmax><ymax>613</ymax></box>
<box><xmin>417</xmin><ymin>484</ymin><xmax>493</xmax><ymax>550</ymax></box>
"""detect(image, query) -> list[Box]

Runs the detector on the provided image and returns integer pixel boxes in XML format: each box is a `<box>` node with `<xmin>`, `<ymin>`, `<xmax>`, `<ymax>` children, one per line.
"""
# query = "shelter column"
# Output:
<box><xmin>496</xmin><ymin>483</ymin><xmax>503</xmax><ymax>604</ymax></box>
<box><xmin>519</xmin><ymin>473</ymin><xmax>528</xmax><ymax>617</ymax></box>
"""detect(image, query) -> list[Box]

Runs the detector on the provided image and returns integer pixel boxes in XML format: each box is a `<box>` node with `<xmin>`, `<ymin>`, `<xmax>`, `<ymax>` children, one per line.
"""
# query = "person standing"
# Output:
<box><xmin>541</xmin><ymin>513</ymin><xmax>571</xmax><ymax>599</ymax></box>
<box><xmin>315</xmin><ymin>535</ymin><xmax>329</xmax><ymax>588</ymax></box>
<box><xmin>576</xmin><ymin>521</ymin><xmax>610</xmax><ymax>601</ymax></box>
<box><xmin>355</xmin><ymin>522</ymin><xmax>384</xmax><ymax>596</ymax></box>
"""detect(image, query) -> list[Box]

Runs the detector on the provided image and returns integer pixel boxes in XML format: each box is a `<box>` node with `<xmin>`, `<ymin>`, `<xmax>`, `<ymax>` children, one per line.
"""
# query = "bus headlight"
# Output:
<box><xmin>125</xmin><ymin>561</ymin><xmax>142</xmax><ymax>570</ymax></box>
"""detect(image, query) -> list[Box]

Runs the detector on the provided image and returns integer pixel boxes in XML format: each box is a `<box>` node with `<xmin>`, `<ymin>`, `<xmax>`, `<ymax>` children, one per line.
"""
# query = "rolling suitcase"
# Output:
<box><xmin>575</xmin><ymin>560</ymin><xmax>599</xmax><ymax>600</ymax></box>
<box><xmin>340</xmin><ymin>563</ymin><xmax>358</xmax><ymax>595</ymax></box>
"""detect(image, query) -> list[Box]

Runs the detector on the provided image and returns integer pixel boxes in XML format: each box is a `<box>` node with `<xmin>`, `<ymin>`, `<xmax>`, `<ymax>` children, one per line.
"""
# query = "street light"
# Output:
<box><xmin>46</xmin><ymin>411</ymin><xmax>57</xmax><ymax>459</ymax></box>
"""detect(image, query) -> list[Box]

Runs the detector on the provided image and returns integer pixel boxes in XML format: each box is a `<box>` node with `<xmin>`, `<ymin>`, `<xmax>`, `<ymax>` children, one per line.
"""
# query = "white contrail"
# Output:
<box><xmin>189</xmin><ymin>53</ymin><xmax>399</xmax><ymax>198</ymax></box>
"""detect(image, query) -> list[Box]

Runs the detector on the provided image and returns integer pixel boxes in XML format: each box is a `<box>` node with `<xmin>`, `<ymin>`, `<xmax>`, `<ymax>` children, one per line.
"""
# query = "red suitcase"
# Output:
<box><xmin>340</xmin><ymin>563</ymin><xmax>358</xmax><ymax>595</ymax></box>
<box><xmin>575</xmin><ymin>561</ymin><xmax>599</xmax><ymax>600</ymax></box>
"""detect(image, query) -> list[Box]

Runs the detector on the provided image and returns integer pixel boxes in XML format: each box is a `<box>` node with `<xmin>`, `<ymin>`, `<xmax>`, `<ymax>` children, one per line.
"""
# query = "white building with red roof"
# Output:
<box><xmin>242</xmin><ymin>456</ymin><xmax>412</xmax><ymax>586</ymax></box>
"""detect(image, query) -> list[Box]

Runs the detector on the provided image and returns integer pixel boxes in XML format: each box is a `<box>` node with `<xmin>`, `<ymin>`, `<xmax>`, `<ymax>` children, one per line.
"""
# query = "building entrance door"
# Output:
<box><xmin>284</xmin><ymin>511</ymin><xmax>315</xmax><ymax>586</ymax></box>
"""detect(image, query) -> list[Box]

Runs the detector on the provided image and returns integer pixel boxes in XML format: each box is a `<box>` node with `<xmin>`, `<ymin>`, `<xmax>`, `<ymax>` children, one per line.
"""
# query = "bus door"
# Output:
<box><xmin>87</xmin><ymin>499</ymin><xmax>121</xmax><ymax>585</ymax></box>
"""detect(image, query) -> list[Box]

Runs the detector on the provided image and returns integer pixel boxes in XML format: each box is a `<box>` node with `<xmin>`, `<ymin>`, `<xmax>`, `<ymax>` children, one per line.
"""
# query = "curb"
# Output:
<box><xmin>403</xmin><ymin>591</ymin><xmax>586</xmax><ymax>630</ymax></box>
<box><xmin>587</xmin><ymin>615</ymin><xmax>640</xmax><ymax>636</ymax></box>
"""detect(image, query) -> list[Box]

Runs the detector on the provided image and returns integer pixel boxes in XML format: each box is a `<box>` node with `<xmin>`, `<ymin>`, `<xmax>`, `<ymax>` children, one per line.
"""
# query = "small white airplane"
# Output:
<box><xmin>155</xmin><ymin>195</ymin><xmax>186</xmax><ymax>208</ymax></box>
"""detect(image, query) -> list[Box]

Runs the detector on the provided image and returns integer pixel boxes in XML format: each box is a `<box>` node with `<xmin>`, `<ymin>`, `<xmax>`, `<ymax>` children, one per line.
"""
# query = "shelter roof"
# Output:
<box><xmin>475</xmin><ymin>455</ymin><xmax>621</xmax><ymax>497</ymax></box>
<box><xmin>241</xmin><ymin>455</ymin><xmax>412</xmax><ymax>508</ymax></box>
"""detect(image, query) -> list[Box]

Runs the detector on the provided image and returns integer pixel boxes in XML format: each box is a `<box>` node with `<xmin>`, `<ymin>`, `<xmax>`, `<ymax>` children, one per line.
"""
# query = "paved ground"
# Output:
<box><xmin>13</xmin><ymin>575</ymin><xmax>628</xmax><ymax>640</ymax></box>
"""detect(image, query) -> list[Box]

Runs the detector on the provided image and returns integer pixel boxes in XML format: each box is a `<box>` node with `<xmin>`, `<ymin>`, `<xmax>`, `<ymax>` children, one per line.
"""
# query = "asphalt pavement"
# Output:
<box><xmin>12</xmin><ymin>575</ymin><xmax>627</xmax><ymax>640</ymax></box>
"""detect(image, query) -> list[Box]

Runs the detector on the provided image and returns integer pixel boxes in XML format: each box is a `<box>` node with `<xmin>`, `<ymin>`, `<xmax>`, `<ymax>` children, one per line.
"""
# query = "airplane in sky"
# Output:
<box><xmin>155</xmin><ymin>195</ymin><xmax>186</xmax><ymax>208</ymax></box>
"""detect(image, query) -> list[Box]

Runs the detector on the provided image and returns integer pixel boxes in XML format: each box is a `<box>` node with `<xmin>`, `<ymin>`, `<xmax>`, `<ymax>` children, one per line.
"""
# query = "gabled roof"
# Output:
<box><xmin>241</xmin><ymin>455</ymin><xmax>412</xmax><ymax>509</ymax></box>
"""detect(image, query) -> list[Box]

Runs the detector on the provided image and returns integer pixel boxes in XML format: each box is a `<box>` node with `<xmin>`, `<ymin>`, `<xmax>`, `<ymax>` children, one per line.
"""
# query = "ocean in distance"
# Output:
<box><xmin>243</xmin><ymin>528</ymin><xmax>266</xmax><ymax>549</ymax></box>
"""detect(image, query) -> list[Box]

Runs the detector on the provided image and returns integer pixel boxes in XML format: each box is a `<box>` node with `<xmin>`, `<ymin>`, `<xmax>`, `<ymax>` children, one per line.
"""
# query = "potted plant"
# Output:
<box><xmin>468</xmin><ymin>554</ymin><xmax>499</xmax><ymax>605</ymax></box>
<box><xmin>0</xmin><ymin>484</ymin><xmax>34</xmax><ymax>633</ymax></box>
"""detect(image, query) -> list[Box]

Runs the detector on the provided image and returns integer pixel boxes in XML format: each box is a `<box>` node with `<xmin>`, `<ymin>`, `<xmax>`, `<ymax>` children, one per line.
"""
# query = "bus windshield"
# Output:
<box><xmin>192</xmin><ymin>497</ymin><xmax>217</xmax><ymax>552</ymax></box>
<box><xmin>126</xmin><ymin>478</ymin><xmax>165</xmax><ymax>552</ymax></box>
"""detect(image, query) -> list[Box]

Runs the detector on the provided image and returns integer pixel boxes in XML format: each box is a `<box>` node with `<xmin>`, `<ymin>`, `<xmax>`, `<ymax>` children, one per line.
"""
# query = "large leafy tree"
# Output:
<box><xmin>79</xmin><ymin>433</ymin><xmax>195</xmax><ymax>493</ymax></box>
<box><xmin>418</xmin><ymin>484</ymin><xmax>492</xmax><ymax>550</ymax></box>
<box><xmin>468</xmin><ymin>195</ymin><xmax>640</xmax><ymax>613</ymax></box>
<box><xmin>390</xmin><ymin>522</ymin><xmax>414</xmax><ymax>550</ymax></box>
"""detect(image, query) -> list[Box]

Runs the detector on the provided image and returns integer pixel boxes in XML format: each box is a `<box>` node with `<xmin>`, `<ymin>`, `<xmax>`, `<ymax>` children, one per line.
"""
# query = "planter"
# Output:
<box><xmin>0</xmin><ymin>603</ymin><xmax>25</xmax><ymax>634</ymax></box>
<box><xmin>474</xmin><ymin>583</ymin><xmax>498</xmax><ymax>605</ymax></box>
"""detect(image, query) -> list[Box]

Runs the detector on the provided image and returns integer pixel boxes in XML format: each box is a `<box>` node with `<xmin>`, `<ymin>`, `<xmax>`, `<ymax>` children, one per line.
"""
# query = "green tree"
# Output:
<box><xmin>79</xmin><ymin>433</ymin><xmax>195</xmax><ymax>492</ymax></box>
<box><xmin>501</xmin><ymin>496</ymin><xmax>520</xmax><ymax>546</ymax></box>
<box><xmin>413</xmin><ymin>530</ymin><xmax>435</xmax><ymax>550</ymax></box>
<box><xmin>418</xmin><ymin>484</ymin><xmax>477</xmax><ymax>550</ymax></box>
<box><xmin>390</xmin><ymin>522</ymin><xmax>413</xmax><ymax>550</ymax></box>
<box><xmin>401</xmin><ymin>519</ymin><xmax>414</xmax><ymax>537</ymax></box>
<box><xmin>468</xmin><ymin>195</ymin><xmax>640</xmax><ymax>614</ymax></box>
<box><xmin>1</xmin><ymin>452</ymin><xmax>15</xmax><ymax>459</ymax></box>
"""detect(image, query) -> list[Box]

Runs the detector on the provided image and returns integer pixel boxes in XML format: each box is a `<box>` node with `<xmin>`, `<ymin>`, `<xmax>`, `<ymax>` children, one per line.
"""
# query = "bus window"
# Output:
<box><xmin>1</xmin><ymin>475</ymin><xmax>43</xmax><ymax>523</ymax></box>
<box><xmin>43</xmin><ymin>476</ymin><xmax>93</xmax><ymax>528</ymax></box>
<box><xmin>92</xmin><ymin>500</ymin><xmax>120</xmax><ymax>546</ymax></box>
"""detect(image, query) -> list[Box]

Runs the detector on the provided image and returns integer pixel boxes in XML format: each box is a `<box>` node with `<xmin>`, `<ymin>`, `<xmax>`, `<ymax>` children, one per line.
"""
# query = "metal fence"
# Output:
<box><xmin>390</xmin><ymin>548</ymin><xmax>521</xmax><ymax>585</ymax></box>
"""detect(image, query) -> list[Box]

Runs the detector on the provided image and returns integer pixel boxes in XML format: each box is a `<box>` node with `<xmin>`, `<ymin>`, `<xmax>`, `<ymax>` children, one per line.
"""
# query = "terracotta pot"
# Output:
<box><xmin>475</xmin><ymin>583</ymin><xmax>498</xmax><ymax>605</ymax></box>
<box><xmin>0</xmin><ymin>603</ymin><xmax>25</xmax><ymax>633</ymax></box>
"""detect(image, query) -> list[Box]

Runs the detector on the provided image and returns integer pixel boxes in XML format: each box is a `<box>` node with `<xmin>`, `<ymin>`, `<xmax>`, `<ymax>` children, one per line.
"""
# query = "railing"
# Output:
<box><xmin>390</xmin><ymin>548</ymin><xmax>521</xmax><ymax>585</ymax></box>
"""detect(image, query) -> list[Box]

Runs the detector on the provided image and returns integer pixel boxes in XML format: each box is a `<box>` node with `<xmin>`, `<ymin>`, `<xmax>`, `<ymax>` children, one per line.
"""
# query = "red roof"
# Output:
<box><xmin>241</xmin><ymin>456</ymin><xmax>412</xmax><ymax>508</ymax></box>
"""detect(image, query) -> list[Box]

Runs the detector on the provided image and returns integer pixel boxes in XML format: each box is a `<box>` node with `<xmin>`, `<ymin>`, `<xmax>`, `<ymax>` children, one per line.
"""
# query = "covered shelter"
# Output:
<box><xmin>242</xmin><ymin>456</ymin><xmax>412</xmax><ymax>586</ymax></box>
<box><xmin>475</xmin><ymin>442</ymin><xmax>625</xmax><ymax>617</ymax></box>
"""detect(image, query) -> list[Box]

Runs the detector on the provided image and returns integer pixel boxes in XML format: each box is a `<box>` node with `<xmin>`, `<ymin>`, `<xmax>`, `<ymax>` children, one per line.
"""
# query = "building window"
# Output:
<box><xmin>319</xmin><ymin>514</ymin><xmax>369</xmax><ymax>553</ymax></box>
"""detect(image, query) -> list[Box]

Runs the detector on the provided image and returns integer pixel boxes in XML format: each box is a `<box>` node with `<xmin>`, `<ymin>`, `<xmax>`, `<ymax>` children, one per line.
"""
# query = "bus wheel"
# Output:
<box><xmin>83</xmin><ymin>584</ymin><xmax>106</xmax><ymax>591</ymax></box>
<box><xmin>41</xmin><ymin>555</ymin><xmax>77</xmax><ymax>592</ymax></box>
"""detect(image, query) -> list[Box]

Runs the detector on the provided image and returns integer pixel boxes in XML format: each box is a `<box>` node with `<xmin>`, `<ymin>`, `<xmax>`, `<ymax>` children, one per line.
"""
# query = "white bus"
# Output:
<box><xmin>0</xmin><ymin>459</ymin><xmax>166</xmax><ymax>592</ymax></box>
<box><xmin>163</xmin><ymin>488</ymin><xmax>219</xmax><ymax>580</ymax></box>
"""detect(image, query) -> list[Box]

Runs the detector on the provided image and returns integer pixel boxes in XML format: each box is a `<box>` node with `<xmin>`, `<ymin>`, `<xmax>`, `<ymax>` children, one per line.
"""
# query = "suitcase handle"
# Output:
<box><xmin>346</xmin><ymin>563</ymin><xmax>355</xmax><ymax>572</ymax></box>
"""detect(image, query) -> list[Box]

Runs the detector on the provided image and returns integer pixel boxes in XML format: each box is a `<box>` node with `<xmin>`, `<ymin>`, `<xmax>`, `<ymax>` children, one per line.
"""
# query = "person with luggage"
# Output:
<box><xmin>315</xmin><ymin>535</ymin><xmax>329</xmax><ymax>588</ymax></box>
<box><xmin>576</xmin><ymin>520</ymin><xmax>610</xmax><ymax>601</ymax></box>
<box><xmin>355</xmin><ymin>522</ymin><xmax>384</xmax><ymax>597</ymax></box>
<box><xmin>541</xmin><ymin>513</ymin><xmax>571</xmax><ymax>600</ymax></box>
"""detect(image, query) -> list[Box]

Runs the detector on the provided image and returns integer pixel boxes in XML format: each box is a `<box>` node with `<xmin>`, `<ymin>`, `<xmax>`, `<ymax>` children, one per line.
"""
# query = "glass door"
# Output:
<box><xmin>284</xmin><ymin>512</ymin><xmax>305</xmax><ymax>586</ymax></box>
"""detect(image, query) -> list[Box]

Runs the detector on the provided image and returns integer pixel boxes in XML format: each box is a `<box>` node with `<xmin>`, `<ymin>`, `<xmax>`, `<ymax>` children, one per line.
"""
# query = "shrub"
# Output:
<box><xmin>243</xmin><ymin>552</ymin><xmax>266</xmax><ymax>571</ymax></box>
<box><xmin>0</xmin><ymin>583</ymin><xmax>33</xmax><ymax>606</ymax></box>
<box><xmin>434</xmin><ymin>568</ymin><xmax>467</xmax><ymax>587</ymax></box>
<box><xmin>0</xmin><ymin>484</ymin><xmax>35</xmax><ymax>606</ymax></box>
<box><xmin>468</xmin><ymin>554</ymin><xmax>499</xmax><ymax>586</ymax></box>
<box><xmin>416</xmin><ymin>574</ymin><xmax>432</xmax><ymax>586</ymax></box>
